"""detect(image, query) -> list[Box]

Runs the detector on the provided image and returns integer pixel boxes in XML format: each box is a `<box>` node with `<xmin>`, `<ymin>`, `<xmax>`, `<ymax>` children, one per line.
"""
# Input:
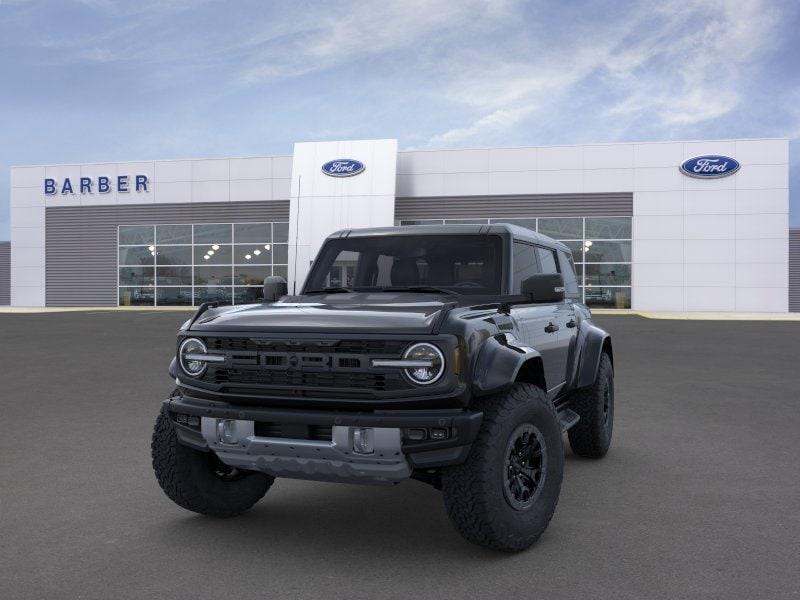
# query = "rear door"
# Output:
<box><xmin>533</xmin><ymin>246</ymin><xmax>572</xmax><ymax>392</ymax></box>
<box><xmin>509</xmin><ymin>241</ymin><xmax>563</xmax><ymax>393</ymax></box>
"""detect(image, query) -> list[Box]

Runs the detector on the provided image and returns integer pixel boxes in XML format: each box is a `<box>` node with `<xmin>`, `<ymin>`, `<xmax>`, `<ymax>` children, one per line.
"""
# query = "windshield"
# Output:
<box><xmin>304</xmin><ymin>235</ymin><xmax>503</xmax><ymax>295</ymax></box>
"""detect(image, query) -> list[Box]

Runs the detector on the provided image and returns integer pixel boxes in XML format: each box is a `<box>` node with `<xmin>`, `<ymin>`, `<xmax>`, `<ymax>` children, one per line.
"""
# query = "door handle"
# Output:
<box><xmin>544</xmin><ymin>322</ymin><xmax>559</xmax><ymax>333</ymax></box>
<box><xmin>566</xmin><ymin>319</ymin><xmax>576</xmax><ymax>328</ymax></box>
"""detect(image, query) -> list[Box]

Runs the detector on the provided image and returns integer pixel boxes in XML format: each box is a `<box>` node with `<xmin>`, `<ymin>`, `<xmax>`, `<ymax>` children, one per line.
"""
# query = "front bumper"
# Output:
<box><xmin>165</xmin><ymin>393</ymin><xmax>483</xmax><ymax>484</ymax></box>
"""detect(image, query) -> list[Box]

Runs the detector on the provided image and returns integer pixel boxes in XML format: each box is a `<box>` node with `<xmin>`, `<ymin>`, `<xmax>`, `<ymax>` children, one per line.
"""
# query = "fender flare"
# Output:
<box><xmin>471</xmin><ymin>334</ymin><xmax>546</xmax><ymax>396</ymax></box>
<box><xmin>575</xmin><ymin>322</ymin><xmax>613</xmax><ymax>388</ymax></box>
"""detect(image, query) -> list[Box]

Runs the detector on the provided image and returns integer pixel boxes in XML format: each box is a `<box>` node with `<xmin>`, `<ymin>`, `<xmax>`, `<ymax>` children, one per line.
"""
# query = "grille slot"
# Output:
<box><xmin>210</xmin><ymin>368</ymin><xmax>402</xmax><ymax>390</ymax></box>
<box><xmin>205</xmin><ymin>337</ymin><xmax>406</xmax><ymax>356</ymax></box>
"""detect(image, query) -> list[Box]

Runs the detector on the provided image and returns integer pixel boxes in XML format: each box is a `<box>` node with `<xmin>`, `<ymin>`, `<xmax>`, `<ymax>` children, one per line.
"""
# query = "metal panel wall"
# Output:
<box><xmin>394</xmin><ymin>193</ymin><xmax>633</xmax><ymax>220</ymax></box>
<box><xmin>46</xmin><ymin>201</ymin><xmax>290</xmax><ymax>307</ymax></box>
<box><xmin>790</xmin><ymin>228</ymin><xmax>800</xmax><ymax>312</ymax></box>
<box><xmin>0</xmin><ymin>242</ymin><xmax>10</xmax><ymax>306</ymax></box>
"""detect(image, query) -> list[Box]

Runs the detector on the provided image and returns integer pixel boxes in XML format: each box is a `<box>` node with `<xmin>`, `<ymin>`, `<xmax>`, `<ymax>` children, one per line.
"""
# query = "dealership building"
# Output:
<box><xmin>3</xmin><ymin>137</ymin><xmax>797</xmax><ymax>312</ymax></box>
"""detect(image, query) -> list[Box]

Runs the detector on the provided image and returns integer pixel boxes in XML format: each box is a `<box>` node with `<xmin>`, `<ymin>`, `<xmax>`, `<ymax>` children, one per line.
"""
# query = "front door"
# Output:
<box><xmin>510</xmin><ymin>241</ymin><xmax>570</xmax><ymax>393</ymax></box>
<box><xmin>510</xmin><ymin>302</ymin><xmax>565</xmax><ymax>392</ymax></box>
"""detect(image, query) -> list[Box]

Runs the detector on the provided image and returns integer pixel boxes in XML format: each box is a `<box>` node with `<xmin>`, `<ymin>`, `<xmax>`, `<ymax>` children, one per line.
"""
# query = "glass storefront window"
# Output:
<box><xmin>584</xmin><ymin>264</ymin><xmax>631</xmax><ymax>286</ymax></box>
<box><xmin>156</xmin><ymin>246</ymin><xmax>192</xmax><ymax>266</ymax></box>
<box><xmin>273</xmin><ymin>222</ymin><xmax>290</xmax><ymax>242</ymax></box>
<box><xmin>234</xmin><ymin>244</ymin><xmax>271</xmax><ymax>264</ymax></box>
<box><xmin>119</xmin><ymin>286</ymin><xmax>155</xmax><ymax>306</ymax></box>
<box><xmin>538</xmin><ymin>218</ymin><xmax>582</xmax><ymax>240</ymax></box>
<box><xmin>583</xmin><ymin>287</ymin><xmax>631</xmax><ymax>309</ymax></box>
<box><xmin>157</xmin><ymin>267</ymin><xmax>192</xmax><ymax>286</ymax></box>
<box><xmin>194</xmin><ymin>223</ymin><xmax>232</xmax><ymax>244</ymax></box>
<box><xmin>119</xmin><ymin>267</ymin><xmax>154</xmax><ymax>286</ymax></box>
<box><xmin>119</xmin><ymin>225</ymin><xmax>153</xmax><ymax>245</ymax></box>
<box><xmin>194</xmin><ymin>286</ymin><xmax>232</xmax><ymax>305</ymax></box>
<box><xmin>273</xmin><ymin>244</ymin><xmax>289</xmax><ymax>265</ymax></box>
<box><xmin>234</xmin><ymin>266</ymin><xmax>271</xmax><ymax>286</ymax></box>
<box><xmin>194</xmin><ymin>244</ymin><xmax>232</xmax><ymax>265</ymax></box>
<box><xmin>585</xmin><ymin>217</ymin><xmax>631</xmax><ymax>239</ymax></box>
<box><xmin>119</xmin><ymin>246</ymin><xmax>154</xmax><ymax>266</ymax></box>
<box><xmin>157</xmin><ymin>287</ymin><xmax>193</xmax><ymax>306</ymax></box>
<box><xmin>234</xmin><ymin>223</ymin><xmax>270</xmax><ymax>243</ymax></box>
<box><xmin>584</xmin><ymin>240</ymin><xmax>631</xmax><ymax>262</ymax></box>
<box><xmin>234</xmin><ymin>287</ymin><xmax>265</xmax><ymax>305</ymax></box>
<box><xmin>156</xmin><ymin>224</ymin><xmax>192</xmax><ymax>244</ymax></box>
<box><xmin>119</xmin><ymin>222</ymin><xmax>288</xmax><ymax>306</ymax></box>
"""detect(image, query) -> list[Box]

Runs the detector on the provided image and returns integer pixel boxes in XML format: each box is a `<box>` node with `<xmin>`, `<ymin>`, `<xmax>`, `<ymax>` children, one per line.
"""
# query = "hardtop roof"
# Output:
<box><xmin>326</xmin><ymin>223</ymin><xmax>570</xmax><ymax>253</ymax></box>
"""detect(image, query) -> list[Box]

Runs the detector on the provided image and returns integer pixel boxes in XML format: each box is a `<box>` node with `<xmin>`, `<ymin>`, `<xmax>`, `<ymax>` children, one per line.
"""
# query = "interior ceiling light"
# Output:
<box><xmin>585</xmin><ymin>241</ymin><xmax>593</xmax><ymax>247</ymax></box>
<box><xmin>212</xmin><ymin>244</ymin><xmax>220</xmax><ymax>251</ymax></box>
<box><xmin>203</xmin><ymin>255</ymin><xmax>210</xmax><ymax>260</ymax></box>
<box><xmin>245</xmin><ymin>254</ymin><xmax>252</xmax><ymax>260</ymax></box>
<box><xmin>208</xmin><ymin>250</ymin><xmax>215</xmax><ymax>256</ymax></box>
<box><xmin>148</xmin><ymin>245</ymin><xmax>155</xmax><ymax>251</ymax></box>
<box><xmin>264</xmin><ymin>244</ymin><xmax>271</xmax><ymax>250</ymax></box>
<box><xmin>253</xmin><ymin>249</ymin><xmax>261</xmax><ymax>256</ymax></box>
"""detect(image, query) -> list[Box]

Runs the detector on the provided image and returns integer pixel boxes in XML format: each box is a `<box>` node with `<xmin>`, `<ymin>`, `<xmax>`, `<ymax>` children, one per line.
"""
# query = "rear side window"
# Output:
<box><xmin>512</xmin><ymin>241</ymin><xmax>540</xmax><ymax>293</ymax></box>
<box><xmin>536</xmin><ymin>247</ymin><xmax>559</xmax><ymax>274</ymax></box>
<box><xmin>558</xmin><ymin>250</ymin><xmax>580</xmax><ymax>300</ymax></box>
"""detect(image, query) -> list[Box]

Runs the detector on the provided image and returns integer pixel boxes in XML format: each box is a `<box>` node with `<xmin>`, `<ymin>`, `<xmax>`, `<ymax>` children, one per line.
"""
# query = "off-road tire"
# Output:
<box><xmin>152</xmin><ymin>408</ymin><xmax>273</xmax><ymax>517</ymax></box>
<box><xmin>568</xmin><ymin>352</ymin><xmax>614</xmax><ymax>458</ymax></box>
<box><xmin>442</xmin><ymin>383</ymin><xmax>564</xmax><ymax>552</ymax></box>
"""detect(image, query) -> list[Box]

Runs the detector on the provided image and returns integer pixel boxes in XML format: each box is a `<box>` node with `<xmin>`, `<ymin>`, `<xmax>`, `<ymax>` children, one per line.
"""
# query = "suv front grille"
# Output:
<box><xmin>196</xmin><ymin>336</ymin><xmax>418</xmax><ymax>395</ymax></box>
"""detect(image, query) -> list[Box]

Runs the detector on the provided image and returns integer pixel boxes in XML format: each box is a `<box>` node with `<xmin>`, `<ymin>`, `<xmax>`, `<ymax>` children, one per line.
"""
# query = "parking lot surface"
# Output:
<box><xmin>1</xmin><ymin>312</ymin><xmax>798</xmax><ymax>600</ymax></box>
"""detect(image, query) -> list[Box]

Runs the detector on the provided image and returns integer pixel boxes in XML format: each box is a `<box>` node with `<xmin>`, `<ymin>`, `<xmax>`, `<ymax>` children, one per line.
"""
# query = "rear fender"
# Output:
<box><xmin>575</xmin><ymin>322</ymin><xmax>613</xmax><ymax>388</ymax></box>
<box><xmin>471</xmin><ymin>334</ymin><xmax>545</xmax><ymax>396</ymax></box>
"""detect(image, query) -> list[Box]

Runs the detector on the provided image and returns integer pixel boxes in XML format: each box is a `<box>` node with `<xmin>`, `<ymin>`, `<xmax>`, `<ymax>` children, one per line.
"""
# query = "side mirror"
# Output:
<box><xmin>521</xmin><ymin>273</ymin><xmax>565</xmax><ymax>303</ymax></box>
<box><xmin>263</xmin><ymin>276</ymin><xmax>288</xmax><ymax>302</ymax></box>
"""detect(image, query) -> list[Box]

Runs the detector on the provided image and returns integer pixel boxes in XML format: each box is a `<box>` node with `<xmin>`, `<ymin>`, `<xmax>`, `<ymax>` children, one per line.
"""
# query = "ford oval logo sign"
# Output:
<box><xmin>680</xmin><ymin>155</ymin><xmax>740</xmax><ymax>179</ymax></box>
<box><xmin>321</xmin><ymin>159</ymin><xmax>365</xmax><ymax>177</ymax></box>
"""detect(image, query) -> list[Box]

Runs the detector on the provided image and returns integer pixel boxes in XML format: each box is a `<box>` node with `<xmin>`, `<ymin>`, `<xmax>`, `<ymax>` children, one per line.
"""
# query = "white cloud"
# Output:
<box><xmin>237</xmin><ymin>0</ymin><xmax>518</xmax><ymax>83</ymax></box>
<box><xmin>428</xmin><ymin>105</ymin><xmax>535</xmax><ymax>146</ymax></box>
<box><xmin>423</xmin><ymin>0</ymin><xmax>787</xmax><ymax>146</ymax></box>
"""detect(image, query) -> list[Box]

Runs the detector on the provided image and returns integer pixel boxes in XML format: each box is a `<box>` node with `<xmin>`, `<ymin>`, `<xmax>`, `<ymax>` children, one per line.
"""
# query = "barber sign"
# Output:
<box><xmin>679</xmin><ymin>155</ymin><xmax>740</xmax><ymax>179</ymax></box>
<box><xmin>321</xmin><ymin>159</ymin><xmax>365</xmax><ymax>177</ymax></box>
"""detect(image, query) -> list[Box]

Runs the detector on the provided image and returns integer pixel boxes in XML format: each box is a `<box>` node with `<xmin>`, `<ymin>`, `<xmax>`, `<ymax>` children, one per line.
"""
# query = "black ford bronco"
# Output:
<box><xmin>152</xmin><ymin>224</ymin><xmax>614</xmax><ymax>551</ymax></box>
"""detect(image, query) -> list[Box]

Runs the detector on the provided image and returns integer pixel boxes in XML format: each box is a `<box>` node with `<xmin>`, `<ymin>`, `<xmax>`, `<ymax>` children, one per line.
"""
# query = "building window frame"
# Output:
<box><xmin>117</xmin><ymin>221</ymin><xmax>289</xmax><ymax>307</ymax></box>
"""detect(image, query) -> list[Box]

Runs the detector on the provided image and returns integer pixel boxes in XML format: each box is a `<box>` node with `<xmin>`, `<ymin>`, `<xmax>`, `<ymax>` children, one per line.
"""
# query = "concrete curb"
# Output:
<box><xmin>592</xmin><ymin>309</ymin><xmax>800</xmax><ymax>321</ymax></box>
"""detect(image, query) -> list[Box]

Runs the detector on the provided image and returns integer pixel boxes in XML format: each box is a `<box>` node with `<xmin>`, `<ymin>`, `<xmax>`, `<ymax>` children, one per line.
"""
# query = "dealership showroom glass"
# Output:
<box><xmin>3</xmin><ymin>137</ymin><xmax>795</xmax><ymax>312</ymax></box>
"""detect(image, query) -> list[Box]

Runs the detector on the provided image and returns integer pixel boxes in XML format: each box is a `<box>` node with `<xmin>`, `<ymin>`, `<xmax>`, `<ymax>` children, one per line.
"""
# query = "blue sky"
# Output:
<box><xmin>1</xmin><ymin>0</ymin><xmax>799</xmax><ymax>237</ymax></box>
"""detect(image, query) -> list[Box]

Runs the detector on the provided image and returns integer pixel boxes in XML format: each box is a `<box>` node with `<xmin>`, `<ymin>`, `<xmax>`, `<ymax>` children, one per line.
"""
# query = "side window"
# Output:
<box><xmin>536</xmin><ymin>247</ymin><xmax>559</xmax><ymax>274</ymax></box>
<box><xmin>557</xmin><ymin>250</ymin><xmax>580</xmax><ymax>300</ymax></box>
<box><xmin>512</xmin><ymin>241</ymin><xmax>540</xmax><ymax>293</ymax></box>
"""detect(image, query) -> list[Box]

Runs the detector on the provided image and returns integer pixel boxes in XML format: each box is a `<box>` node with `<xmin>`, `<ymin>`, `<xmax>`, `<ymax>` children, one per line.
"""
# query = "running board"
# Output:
<box><xmin>559</xmin><ymin>409</ymin><xmax>580</xmax><ymax>432</ymax></box>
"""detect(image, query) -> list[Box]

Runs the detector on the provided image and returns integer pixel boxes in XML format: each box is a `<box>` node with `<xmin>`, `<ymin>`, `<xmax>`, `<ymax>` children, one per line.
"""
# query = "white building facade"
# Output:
<box><xmin>6</xmin><ymin>137</ymin><xmax>792</xmax><ymax>312</ymax></box>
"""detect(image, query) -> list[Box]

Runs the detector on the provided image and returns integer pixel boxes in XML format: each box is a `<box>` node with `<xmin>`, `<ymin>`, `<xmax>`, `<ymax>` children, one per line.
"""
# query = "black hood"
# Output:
<box><xmin>189</xmin><ymin>293</ymin><xmax>451</xmax><ymax>335</ymax></box>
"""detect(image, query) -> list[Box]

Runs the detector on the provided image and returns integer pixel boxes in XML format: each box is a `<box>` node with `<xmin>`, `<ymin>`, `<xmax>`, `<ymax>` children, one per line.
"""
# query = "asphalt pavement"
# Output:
<box><xmin>1</xmin><ymin>312</ymin><xmax>798</xmax><ymax>600</ymax></box>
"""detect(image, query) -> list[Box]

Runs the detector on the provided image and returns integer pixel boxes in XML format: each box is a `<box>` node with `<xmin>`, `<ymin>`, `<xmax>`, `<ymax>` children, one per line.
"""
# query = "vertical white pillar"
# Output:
<box><xmin>287</xmin><ymin>139</ymin><xmax>398</xmax><ymax>292</ymax></box>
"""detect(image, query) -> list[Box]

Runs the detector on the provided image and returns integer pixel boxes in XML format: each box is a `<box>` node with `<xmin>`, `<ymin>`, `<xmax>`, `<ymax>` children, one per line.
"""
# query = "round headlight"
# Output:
<box><xmin>179</xmin><ymin>337</ymin><xmax>208</xmax><ymax>377</ymax></box>
<box><xmin>403</xmin><ymin>343</ymin><xmax>445</xmax><ymax>385</ymax></box>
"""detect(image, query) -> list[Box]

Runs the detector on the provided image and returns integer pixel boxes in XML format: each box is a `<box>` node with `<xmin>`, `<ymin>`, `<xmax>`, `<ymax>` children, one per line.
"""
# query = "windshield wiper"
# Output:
<box><xmin>381</xmin><ymin>286</ymin><xmax>459</xmax><ymax>296</ymax></box>
<box><xmin>304</xmin><ymin>287</ymin><xmax>356</xmax><ymax>295</ymax></box>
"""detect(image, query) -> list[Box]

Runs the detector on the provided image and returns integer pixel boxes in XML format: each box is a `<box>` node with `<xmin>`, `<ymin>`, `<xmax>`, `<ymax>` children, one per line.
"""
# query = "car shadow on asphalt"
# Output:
<box><xmin>146</xmin><ymin>447</ymin><xmax>623</xmax><ymax>561</ymax></box>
